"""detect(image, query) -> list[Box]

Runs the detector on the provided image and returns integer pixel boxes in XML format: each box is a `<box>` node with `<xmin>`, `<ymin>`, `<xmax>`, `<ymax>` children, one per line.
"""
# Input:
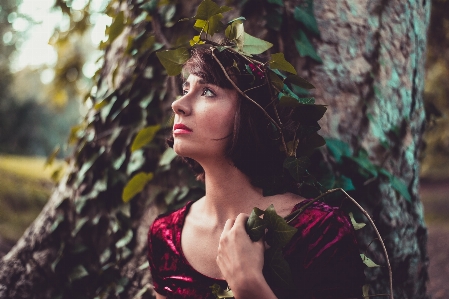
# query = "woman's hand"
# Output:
<box><xmin>216</xmin><ymin>213</ymin><xmax>277</xmax><ymax>299</ymax></box>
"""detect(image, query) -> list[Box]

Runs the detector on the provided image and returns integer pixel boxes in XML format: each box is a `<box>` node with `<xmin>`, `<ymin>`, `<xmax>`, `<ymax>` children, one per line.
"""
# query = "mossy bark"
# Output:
<box><xmin>0</xmin><ymin>1</ymin><xmax>430</xmax><ymax>299</ymax></box>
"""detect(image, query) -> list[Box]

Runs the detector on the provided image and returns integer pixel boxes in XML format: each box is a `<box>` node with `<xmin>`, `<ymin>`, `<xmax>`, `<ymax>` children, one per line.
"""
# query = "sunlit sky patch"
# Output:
<box><xmin>11</xmin><ymin>0</ymin><xmax>111</xmax><ymax>77</ymax></box>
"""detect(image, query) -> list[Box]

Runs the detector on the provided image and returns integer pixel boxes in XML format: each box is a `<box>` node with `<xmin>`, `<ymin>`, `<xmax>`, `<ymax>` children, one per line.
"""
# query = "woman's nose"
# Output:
<box><xmin>172</xmin><ymin>96</ymin><xmax>191</xmax><ymax>115</ymax></box>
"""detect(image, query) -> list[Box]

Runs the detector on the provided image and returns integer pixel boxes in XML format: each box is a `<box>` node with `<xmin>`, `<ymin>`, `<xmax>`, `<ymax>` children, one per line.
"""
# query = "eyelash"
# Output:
<box><xmin>182</xmin><ymin>87</ymin><xmax>216</xmax><ymax>97</ymax></box>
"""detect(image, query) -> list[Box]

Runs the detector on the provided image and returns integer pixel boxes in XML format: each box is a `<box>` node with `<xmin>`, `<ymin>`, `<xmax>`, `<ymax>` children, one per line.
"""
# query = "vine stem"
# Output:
<box><xmin>210</xmin><ymin>49</ymin><xmax>280</xmax><ymax>131</ymax></box>
<box><xmin>284</xmin><ymin>188</ymin><xmax>394</xmax><ymax>299</ymax></box>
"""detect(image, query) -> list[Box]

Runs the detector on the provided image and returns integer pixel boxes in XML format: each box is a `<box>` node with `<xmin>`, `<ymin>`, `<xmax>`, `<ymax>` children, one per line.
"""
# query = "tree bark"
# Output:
<box><xmin>0</xmin><ymin>1</ymin><xmax>430</xmax><ymax>299</ymax></box>
<box><xmin>309</xmin><ymin>1</ymin><xmax>430</xmax><ymax>298</ymax></box>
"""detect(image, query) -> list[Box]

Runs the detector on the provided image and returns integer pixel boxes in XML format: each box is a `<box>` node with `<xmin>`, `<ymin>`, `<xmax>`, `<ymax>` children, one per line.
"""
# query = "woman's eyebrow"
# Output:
<box><xmin>182</xmin><ymin>79</ymin><xmax>210</xmax><ymax>88</ymax></box>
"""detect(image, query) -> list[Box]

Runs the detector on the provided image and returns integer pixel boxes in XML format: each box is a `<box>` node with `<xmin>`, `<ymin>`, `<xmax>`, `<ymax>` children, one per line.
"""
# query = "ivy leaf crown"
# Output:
<box><xmin>156</xmin><ymin>0</ymin><xmax>327</xmax><ymax>191</ymax></box>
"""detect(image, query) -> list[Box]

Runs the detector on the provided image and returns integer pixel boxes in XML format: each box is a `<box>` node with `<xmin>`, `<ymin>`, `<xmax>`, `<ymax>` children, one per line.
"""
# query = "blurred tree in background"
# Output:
<box><xmin>422</xmin><ymin>0</ymin><xmax>449</xmax><ymax>180</ymax></box>
<box><xmin>0</xmin><ymin>0</ymin><xmax>432</xmax><ymax>299</ymax></box>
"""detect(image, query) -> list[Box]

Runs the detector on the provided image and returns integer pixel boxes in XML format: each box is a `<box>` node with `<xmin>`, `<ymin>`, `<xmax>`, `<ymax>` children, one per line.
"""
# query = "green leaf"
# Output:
<box><xmin>225</xmin><ymin>20</ymin><xmax>244</xmax><ymax>49</ymax></box>
<box><xmin>100</xmin><ymin>248</ymin><xmax>111</xmax><ymax>264</ymax></box>
<box><xmin>71</xmin><ymin>217</ymin><xmax>88</xmax><ymax>237</ymax></box>
<box><xmin>266</xmin><ymin>9</ymin><xmax>283</xmax><ymax>31</ymax></box>
<box><xmin>360</xmin><ymin>254</ymin><xmax>380</xmax><ymax>267</ymax></box>
<box><xmin>159</xmin><ymin>147</ymin><xmax>178</xmax><ymax>166</ymax></box>
<box><xmin>267</xmin><ymin>0</ymin><xmax>284</xmax><ymax>6</ymax></box>
<box><xmin>242</xmin><ymin>32</ymin><xmax>273</xmax><ymax>55</ymax></box>
<box><xmin>335</xmin><ymin>175</ymin><xmax>355</xmax><ymax>191</ymax></box>
<box><xmin>379</xmin><ymin>168</ymin><xmax>411</xmax><ymax>201</ymax></box>
<box><xmin>45</xmin><ymin>146</ymin><xmax>60</xmax><ymax>167</ymax></box>
<box><xmin>348</xmin><ymin>151</ymin><xmax>378</xmax><ymax>177</ymax></box>
<box><xmin>156</xmin><ymin>47</ymin><xmax>190</xmax><ymax>76</ymax></box>
<box><xmin>264</xmin><ymin>205</ymin><xmax>298</xmax><ymax>247</ymax></box>
<box><xmin>164</xmin><ymin>186</ymin><xmax>180</xmax><ymax>205</ymax></box>
<box><xmin>268</xmin><ymin>69</ymin><xmax>284</xmax><ymax>91</ymax></box>
<box><xmin>227</xmin><ymin>16</ymin><xmax>246</xmax><ymax>24</ymax></box>
<box><xmin>325</xmin><ymin>138</ymin><xmax>352</xmax><ymax>162</ymax></box>
<box><xmin>131</xmin><ymin>124</ymin><xmax>160</xmax><ymax>152</ymax></box>
<box><xmin>294</xmin><ymin>30</ymin><xmax>322</xmax><ymax>62</ymax></box>
<box><xmin>194</xmin><ymin>14</ymin><xmax>224</xmax><ymax>36</ymax></box>
<box><xmin>116</xmin><ymin>229</ymin><xmax>133</xmax><ymax>248</ymax></box>
<box><xmin>293</xmin><ymin>5</ymin><xmax>320</xmax><ymax>35</ymax></box>
<box><xmin>297</xmin><ymin>97</ymin><xmax>315</xmax><ymax>104</ymax></box>
<box><xmin>291</xmin><ymin>104</ymin><xmax>327</xmax><ymax>124</ymax></box>
<box><xmin>362</xmin><ymin>284</ymin><xmax>370</xmax><ymax>298</ymax></box>
<box><xmin>210</xmin><ymin>284</ymin><xmax>235</xmax><ymax>298</ymax></box>
<box><xmin>279</xmin><ymin>96</ymin><xmax>300</xmax><ymax>108</ymax></box>
<box><xmin>246</xmin><ymin>207</ymin><xmax>267</xmax><ymax>242</ymax></box>
<box><xmin>285</xmin><ymin>74</ymin><xmax>315</xmax><ymax>89</ymax></box>
<box><xmin>193</xmin><ymin>0</ymin><xmax>231</xmax><ymax>20</ymax></box>
<box><xmin>281</xmin><ymin>83</ymin><xmax>300</xmax><ymax>100</ymax></box>
<box><xmin>349</xmin><ymin>212</ymin><xmax>366</xmax><ymax>230</ymax></box>
<box><xmin>390</xmin><ymin>175</ymin><xmax>412</xmax><ymax>203</ymax></box>
<box><xmin>306</xmin><ymin>132</ymin><xmax>326</xmax><ymax>148</ymax></box>
<box><xmin>269</xmin><ymin>53</ymin><xmax>297</xmax><ymax>74</ymax></box>
<box><xmin>138</xmin><ymin>261</ymin><xmax>149</xmax><ymax>270</ymax></box>
<box><xmin>189</xmin><ymin>35</ymin><xmax>205</xmax><ymax>46</ymax></box>
<box><xmin>50</xmin><ymin>213</ymin><xmax>64</xmax><ymax>233</ymax></box>
<box><xmin>283</xmin><ymin>156</ymin><xmax>309</xmax><ymax>181</ymax></box>
<box><xmin>69</xmin><ymin>265</ymin><xmax>89</xmax><ymax>281</ymax></box>
<box><xmin>140</xmin><ymin>35</ymin><xmax>156</xmax><ymax>52</ymax></box>
<box><xmin>108</xmin><ymin>11</ymin><xmax>126</xmax><ymax>43</ymax></box>
<box><xmin>51</xmin><ymin>243</ymin><xmax>65</xmax><ymax>272</ymax></box>
<box><xmin>265</xmin><ymin>247</ymin><xmax>295</xmax><ymax>290</ymax></box>
<box><xmin>122</xmin><ymin>172</ymin><xmax>154</xmax><ymax>203</ymax></box>
<box><xmin>217</xmin><ymin>287</ymin><xmax>234</xmax><ymax>298</ymax></box>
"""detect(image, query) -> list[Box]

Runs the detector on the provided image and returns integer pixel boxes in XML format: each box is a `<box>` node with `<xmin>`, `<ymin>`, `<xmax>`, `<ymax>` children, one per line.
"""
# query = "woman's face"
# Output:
<box><xmin>171</xmin><ymin>74</ymin><xmax>239</xmax><ymax>161</ymax></box>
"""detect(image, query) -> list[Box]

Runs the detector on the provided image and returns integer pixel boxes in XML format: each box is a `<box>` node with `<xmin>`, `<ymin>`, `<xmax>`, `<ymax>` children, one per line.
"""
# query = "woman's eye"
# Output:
<box><xmin>202</xmin><ymin>88</ymin><xmax>215</xmax><ymax>97</ymax></box>
<box><xmin>182</xmin><ymin>89</ymin><xmax>188</xmax><ymax>95</ymax></box>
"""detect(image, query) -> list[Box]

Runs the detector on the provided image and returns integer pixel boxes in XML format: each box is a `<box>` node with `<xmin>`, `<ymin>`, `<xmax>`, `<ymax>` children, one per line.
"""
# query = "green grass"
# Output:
<box><xmin>0</xmin><ymin>155</ymin><xmax>64</xmax><ymax>242</ymax></box>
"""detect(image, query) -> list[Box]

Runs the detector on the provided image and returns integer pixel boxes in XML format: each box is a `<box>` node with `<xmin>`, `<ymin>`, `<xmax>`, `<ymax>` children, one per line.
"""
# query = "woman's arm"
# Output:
<box><xmin>216</xmin><ymin>213</ymin><xmax>278</xmax><ymax>299</ymax></box>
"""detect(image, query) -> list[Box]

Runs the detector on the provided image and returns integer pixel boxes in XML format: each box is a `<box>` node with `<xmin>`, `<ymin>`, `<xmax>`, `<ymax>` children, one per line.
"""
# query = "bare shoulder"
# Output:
<box><xmin>267</xmin><ymin>192</ymin><xmax>306</xmax><ymax>218</ymax></box>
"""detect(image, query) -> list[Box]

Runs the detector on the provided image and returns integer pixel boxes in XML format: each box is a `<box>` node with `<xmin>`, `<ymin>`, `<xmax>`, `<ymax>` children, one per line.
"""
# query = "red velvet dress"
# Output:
<box><xmin>147</xmin><ymin>199</ymin><xmax>365</xmax><ymax>299</ymax></box>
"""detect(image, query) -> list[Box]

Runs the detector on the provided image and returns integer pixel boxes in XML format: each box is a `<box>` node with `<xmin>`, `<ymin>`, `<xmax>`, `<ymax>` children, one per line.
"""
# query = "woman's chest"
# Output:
<box><xmin>181</xmin><ymin>221</ymin><xmax>224</xmax><ymax>280</ymax></box>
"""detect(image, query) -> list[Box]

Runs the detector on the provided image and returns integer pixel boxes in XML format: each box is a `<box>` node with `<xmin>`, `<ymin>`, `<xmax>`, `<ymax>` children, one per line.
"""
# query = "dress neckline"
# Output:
<box><xmin>176</xmin><ymin>199</ymin><xmax>311</xmax><ymax>282</ymax></box>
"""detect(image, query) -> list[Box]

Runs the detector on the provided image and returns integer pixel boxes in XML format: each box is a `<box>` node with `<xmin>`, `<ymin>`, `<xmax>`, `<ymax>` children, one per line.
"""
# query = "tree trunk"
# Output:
<box><xmin>0</xmin><ymin>1</ymin><xmax>430</xmax><ymax>299</ymax></box>
<box><xmin>310</xmin><ymin>1</ymin><xmax>430</xmax><ymax>298</ymax></box>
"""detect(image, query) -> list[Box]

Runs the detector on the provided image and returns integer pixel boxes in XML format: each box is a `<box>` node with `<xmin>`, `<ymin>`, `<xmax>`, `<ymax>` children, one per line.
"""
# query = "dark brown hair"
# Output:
<box><xmin>167</xmin><ymin>46</ymin><xmax>296</xmax><ymax>193</ymax></box>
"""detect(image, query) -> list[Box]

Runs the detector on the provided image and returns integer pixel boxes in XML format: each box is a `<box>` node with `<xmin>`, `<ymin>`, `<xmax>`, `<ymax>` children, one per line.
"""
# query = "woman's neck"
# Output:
<box><xmin>199</xmin><ymin>158</ymin><xmax>263</xmax><ymax>223</ymax></box>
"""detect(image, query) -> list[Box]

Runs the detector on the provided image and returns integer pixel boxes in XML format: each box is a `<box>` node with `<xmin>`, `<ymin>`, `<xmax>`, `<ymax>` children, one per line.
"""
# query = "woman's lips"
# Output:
<box><xmin>173</xmin><ymin>123</ymin><xmax>192</xmax><ymax>134</ymax></box>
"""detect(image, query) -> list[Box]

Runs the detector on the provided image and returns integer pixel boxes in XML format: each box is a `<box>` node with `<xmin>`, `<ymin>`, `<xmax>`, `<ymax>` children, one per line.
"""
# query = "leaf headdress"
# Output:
<box><xmin>156</xmin><ymin>0</ymin><xmax>327</xmax><ymax>195</ymax></box>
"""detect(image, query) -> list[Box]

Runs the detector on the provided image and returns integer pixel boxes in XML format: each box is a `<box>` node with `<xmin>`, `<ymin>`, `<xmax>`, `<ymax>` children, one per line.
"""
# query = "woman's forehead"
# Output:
<box><xmin>183</xmin><ymin>74</ymin><xmax>214</xmax><ymax>87</ymax></box>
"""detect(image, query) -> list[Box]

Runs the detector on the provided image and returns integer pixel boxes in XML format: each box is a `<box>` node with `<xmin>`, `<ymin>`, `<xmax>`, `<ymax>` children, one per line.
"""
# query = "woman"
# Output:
<box><xmin>147</xmin><ymin>47</ymin><xmax>365</xmax><ymax>299</ymax></box>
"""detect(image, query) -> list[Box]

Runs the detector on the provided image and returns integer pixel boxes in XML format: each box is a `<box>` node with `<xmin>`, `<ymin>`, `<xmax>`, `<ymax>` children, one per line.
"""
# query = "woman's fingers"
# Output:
<box><xmin>222</xmin><ymin>218</ymin><xmax>235</xmax><ymax>233</ymax></box>
<box><xmin>234</xmin><ymin>213</ymin><xmax>249</xmax><ymax>227</ymax></box>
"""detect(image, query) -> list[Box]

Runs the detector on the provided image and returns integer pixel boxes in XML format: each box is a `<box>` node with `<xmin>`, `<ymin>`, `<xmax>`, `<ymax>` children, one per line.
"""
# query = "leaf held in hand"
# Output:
<box><xmin>246</xmin><ymin>207</ymin><xmax>267</xmax><ymax>242</ymax></box>
<box><xmin>264</xmin><ymin>205</ymin><xmax>298</xmax><ymax>247</ymax></box>
<box><xmin>265</xmin><ymin>247</ymin><xmax>295</xmax><ymax>290</ymax></box>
